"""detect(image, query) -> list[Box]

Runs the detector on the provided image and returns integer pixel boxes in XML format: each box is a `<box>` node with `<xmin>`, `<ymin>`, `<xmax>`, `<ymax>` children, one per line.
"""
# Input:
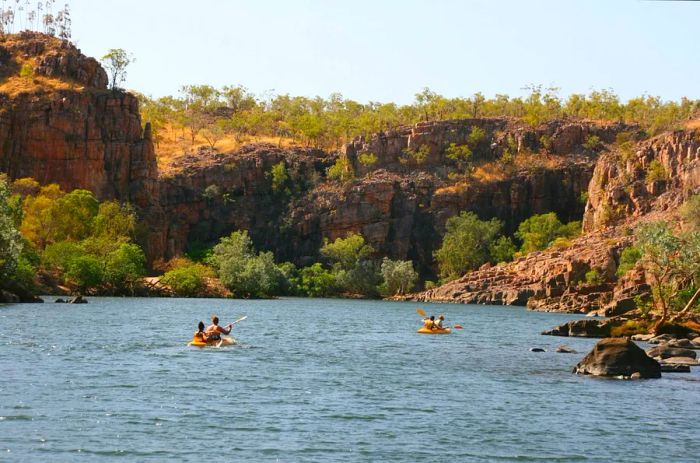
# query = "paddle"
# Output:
<box><xmin>416</xmin><ymin>308</ymin><xmax>426</xmax><ymax>317</ymax></box>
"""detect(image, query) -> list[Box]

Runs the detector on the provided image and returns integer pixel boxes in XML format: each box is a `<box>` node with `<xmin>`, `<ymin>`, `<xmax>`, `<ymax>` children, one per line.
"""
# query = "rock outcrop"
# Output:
<box><xmin>409</xmin><ymin>128</ymin><xmax>700</xmax><ymax>312</ymax></box>
<box><xmin>583</xmin><ymin>129</ymin><xmax>700</xmax><ymax>232</ymax></box>
<box><xmin>409</xmin><ymin>226</ymin><xmax>630</xmax><ymax>311</ymax></box>
<box><xmin>573</xmin><ymin>338</ymin><xmax>661</xmax><ymax>379</ymax></box>
<box><xmin>0</xmin><ymin>32</ymin><xmax>108</xmax><ymax>88</ymax></box>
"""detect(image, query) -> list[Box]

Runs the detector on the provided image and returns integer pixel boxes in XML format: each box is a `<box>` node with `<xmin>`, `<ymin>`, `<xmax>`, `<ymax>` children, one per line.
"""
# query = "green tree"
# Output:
<box><xmin>680</xmin><ymin>194</ymin><xmax>700</xmax><ymax>231</ymax></box>
<box><xmin>104</xmin><ymin>243</ymin><xmax>146</xmax><ymax>293</ymax></box>
<box><xmin>321</xmin><ymin>233</ymin><xmax>374</xmax><ymax>271</ymax></box>
<box><xmin>445</xmin><ymin>143</ymin><xmax>473</xmax><ymax>176</ymax></box>
<box><xmin>646</xmin><ymin>160</ymin><xmax>668</xmax><ymax>183</ymax></box>
<box><xmin>380</xmin><ymin>258</ymin><xmax>418</xmax><ymax>296</ymax></box>
<box><xmin>66</xmin><ymin>255</ymin><xmax>103</xmax><ymax>291</ymax></box>
<box><xmin>299</xmin><ymin>263</ymin><xmax>337</xmax><ymax>297</ymax></box>
<box><xmin>516</xmin><ymin>213</ymin><xmax>580</xmax><ymax>254</ymax></box>
<box><xmin>489</xmin><ymin>236</ymin><xmax>517</xmax><ymax>264</ymax></box>
<box><xmin>435</xmin><ymin>212</ymin><xmax>503</xmax><ymax>281</ymax></box>
<box><xmin>42</xmin><ymin>241</ymin><xmax>83</xmax><ymax>272</ymax></box>
<box><xmin>616</xmin><ymin>245</ymin><xmax>642</xmax><ymax>277</ymax></box>
<box><xmin>270</xmin><ymin>161</ymin><xmax>290</xmax><ymax>194</ymax></box>
<box><xmin>0</xmin><ymin>177</ymin><xmax>23</xmax><ymax>282</ymax></box>
<box><xmin>101</xmin><ymin>48</ymin><xmax>135</xmax><ymax>90</ymax></box>
<box><xmin>208</xmin><ymin>231</ymin><xmax>286</xmax><ymax>298</ymax></box>
<box><xmin>161</xmin><ymin>259</ymin><xmax>214</xmax><ymax>297</ymax></box>
<box><xmin>52</xmin><ymin>189</ymin><xmax>100</xmax><ymax>242</ymax></box>
<box><xmin>92</xmin><ymin>201</ymin><xmax>136</xmax><ymax>241</ymax></box>
<box><xmin>335</xmin><ymin>259</ymin><xmax>382</xmax><ymax>297</ymax></box>
<box><xmin>327</xmin><ymin>157</ymin><xmax>355</xmax><ymax>184</ymax></box>
<box><xmin>636</xmin><ymin>222</ymin><xmax>700</xmax><ymax>329</ymax></box>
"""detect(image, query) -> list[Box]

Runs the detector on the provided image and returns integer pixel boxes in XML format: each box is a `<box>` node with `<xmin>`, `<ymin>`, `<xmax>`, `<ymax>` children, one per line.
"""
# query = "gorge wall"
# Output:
<box><xmin>410</xmin><ymin>128</ymin><xmax>700</xmax><ymax>312</ymax></box>
<box><xmin>0</xmin><ymin>32</ymin><xmax>648</xmax><ymax>282</ymax></box>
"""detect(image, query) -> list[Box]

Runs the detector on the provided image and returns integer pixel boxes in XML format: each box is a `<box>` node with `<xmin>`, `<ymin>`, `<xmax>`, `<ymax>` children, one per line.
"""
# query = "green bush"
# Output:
<box><xmin>585</xmin><ymin>268</ymin><xmax>605</xmax><ymax>286</ymax></box>
<box><xmin>358</xmin><ymin>153</ymin><xmax>378</xmax><ymax>167</ymax></box>
<box><xmin>489</xmin><ymin>236</ymin><xmax>517</xmax><ymax>264</ymax></box>
<box><xmin>269</xmin><ymin>162</ymin><xmax>290</xmax><ymax>194</ymax></box>
<box><xmin>515</xmin><ymin>213</ymin><xmax>580</xmax><ymax>254</ymax></box>
<box><xmin>616</xmin><ymin>245</ymin><xmax>642</xmax><ymax>277</ymax></box>
<box><xmin>299</xmin><ymin>263</ymin><xmax>337</xmax><ymax>297</ymax></box>
<box><xmin>327</xmin><ymin>157</ymin><xmax>355</xmax><ymax>183</ymax></box>
<box><xmin>161</xmin><ymin>260</ymin><xmax>214</xmax><ymax>297</ymax></box>
<box><xmin>104</xmin><ymin>243</ymin><xmax>146</xmax><ymax>293</ymax></box>
<box><xmin>380</xmin><ymin>258</ymin><xmax>418</xmax><ymax>296</ymax></box>
<box><xmin>582</xmin><ymin>134</ymin><xmax>601</xmax><ymax>151</ymax></box>
<box><xmin>208</xmin><ymin>231</ymin><xmax>287</xmax><ymax>298</ymax></box>
<box><xmin>646</xmin><ymin>160</ymin><xmax>668</xmax><ymax>183</ymax></box>
<box><xmin>66</xmin><ymin>255</ymin><xmax>104</xmax><ymax>291</ymax></box>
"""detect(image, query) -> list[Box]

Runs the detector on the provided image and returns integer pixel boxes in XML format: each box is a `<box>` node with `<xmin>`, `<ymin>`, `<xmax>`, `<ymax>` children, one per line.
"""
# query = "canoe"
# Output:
<box><xmin>188</xmin><ymin>336</ymin><xmax>236</xmax><ymax>347</ymax></box>
<box><xmin>417</xmin><ymin>327</ymin><xmax>452</xmax><ymax>335</ymax></box>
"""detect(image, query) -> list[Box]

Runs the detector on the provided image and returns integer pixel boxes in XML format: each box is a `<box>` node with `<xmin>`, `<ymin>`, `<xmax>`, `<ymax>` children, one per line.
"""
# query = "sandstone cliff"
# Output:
<box><xmin>2</xmin><ymin>32</ymin><xmax>684</xmax><ymax>302</ymax></box>
<box><xmin>409</xmin><ymin>128</ymin><xmax>700</xmax><ymax>312</ymax></box>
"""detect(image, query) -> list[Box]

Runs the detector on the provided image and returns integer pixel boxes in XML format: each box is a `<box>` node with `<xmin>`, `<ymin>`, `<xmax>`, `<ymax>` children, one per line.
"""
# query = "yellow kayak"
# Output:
<box><xmin>417</xmin><ymin>327</ymin><xmax>452</xmax><ymax>335</ymax></box>
<box><xmin>188</xmin><ymin>336</ymin><xmax>236</xmax><ymax>347</ymax></box>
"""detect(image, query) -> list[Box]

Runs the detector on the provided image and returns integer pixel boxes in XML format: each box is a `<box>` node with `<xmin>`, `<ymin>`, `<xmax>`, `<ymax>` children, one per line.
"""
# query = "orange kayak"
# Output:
<box><xmin>188</xmin><ymin>336</ymin><xmax>236</xmax><ymax>347</ymax></box>
<box><xmin>417</xmin><ymin>327</ymin><xmax>452</xmax><ymax>335</ymax></box>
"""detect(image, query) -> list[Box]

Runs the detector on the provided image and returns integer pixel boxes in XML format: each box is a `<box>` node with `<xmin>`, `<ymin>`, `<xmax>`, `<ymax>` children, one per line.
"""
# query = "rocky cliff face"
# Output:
<box><xmin>411</xmin><ymin>128</ymin><xmax>700</xmax><ymax>312</ymax></box>
<box><xmin>0</xmin><ymin>33</ymin><xmax>660</xmax><ymax>287</ymax></box>
<box><xmin>344</xmin><ymin>118</ymin><xmax>631</xmax><ymax>176</ymax></box>
<box><xmin>0</xmin><ymin>33</ymin><xmax>157</xmax><ymax>209</ymax></box>
<box><xmin>0</xmin><ymin>90</ymin><xmax>157</xmax><ymax>207</ymax></box>
<box><xmin>150</xmin><ymin>145</ymin><xmax>330</xmax><ymax>263</ymax></box>
<box><xmin>0</xmin><ymin>31</ymin><xmax>107</xmax><ymax>88</ymax></box>
<box><xmin>583</xmin><ymin>130</ymin><xmax>700</xmax><ymax>231</ymax></box>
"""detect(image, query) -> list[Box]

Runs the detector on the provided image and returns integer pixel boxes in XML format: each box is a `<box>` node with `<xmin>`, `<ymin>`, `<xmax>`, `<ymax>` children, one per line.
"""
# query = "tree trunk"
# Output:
<box><xmin>669</xmin><ymin>286</ymin><xmax>700</xmax><ymax>323</ymax></box>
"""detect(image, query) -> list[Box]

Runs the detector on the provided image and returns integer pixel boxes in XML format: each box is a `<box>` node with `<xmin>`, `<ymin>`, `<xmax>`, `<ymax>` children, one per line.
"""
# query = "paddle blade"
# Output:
<box><xmin>416</xmin><ymin>308</ymin><xmax>426</xmax><ymax>317</ymax></box>
<box><xmin>453</xmin><ymin>325</ymin><xmax>463</xmax><ymax>329</ymax></box>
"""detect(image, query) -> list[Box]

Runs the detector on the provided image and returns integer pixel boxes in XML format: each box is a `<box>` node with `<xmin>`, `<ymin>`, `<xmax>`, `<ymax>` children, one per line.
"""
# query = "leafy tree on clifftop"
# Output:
<box><xmin>101</xmin><ymin>48</ymin><xmax>134</xmax><ymax>91</ymax></box>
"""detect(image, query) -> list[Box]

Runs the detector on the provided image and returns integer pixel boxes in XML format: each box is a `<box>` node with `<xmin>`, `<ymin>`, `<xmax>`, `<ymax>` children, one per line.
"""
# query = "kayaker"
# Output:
<box><xmin>434</xmin><ymin>315</ymin><xmax>446</xmax><ymax>329</ymax></box>
<box><xmin>423</xmin><ymin>315</ymin><xmax>436</xmax><ymax>330</ymax></box>
<box><xmin>193</xmin><ymin>321</ymin><xmax>210</xmax><ymax>343</ymax></box>
<box><xmin>206</xmin><ymin>315</ymin><xmax>233</xmax><ymax>341</ymax></box>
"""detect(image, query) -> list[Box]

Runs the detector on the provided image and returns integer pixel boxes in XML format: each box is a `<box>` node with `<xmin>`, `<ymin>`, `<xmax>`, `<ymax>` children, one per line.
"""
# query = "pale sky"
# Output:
<box><xmin>68</xmin><ymin>0</ymin><xmax>698</xmax><ymax>104</ymax></box>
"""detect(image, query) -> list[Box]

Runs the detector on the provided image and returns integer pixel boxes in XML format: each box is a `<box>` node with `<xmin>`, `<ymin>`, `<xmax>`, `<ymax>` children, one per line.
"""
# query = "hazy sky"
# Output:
<box><xmin>68</xmin><ymin>0</ymin><xmax>698</xmax><ymax>104</ymax></box>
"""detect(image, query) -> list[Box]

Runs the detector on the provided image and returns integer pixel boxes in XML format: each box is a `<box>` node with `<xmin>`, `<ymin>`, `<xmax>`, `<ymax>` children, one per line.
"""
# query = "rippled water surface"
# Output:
<box><xmin>0</xmin><ymin>298</ymin><xmax>698</xmax><ymax>462</ymax></box>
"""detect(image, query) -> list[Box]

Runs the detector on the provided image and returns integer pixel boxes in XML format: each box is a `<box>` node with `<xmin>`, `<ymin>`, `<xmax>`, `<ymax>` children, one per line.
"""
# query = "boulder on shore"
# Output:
<box><xmin>542</xmin><ymin>318</ymin><xmax>611</xmax><ymax>337</ymax></box>
<box><xmin>573</xmin><ymin>338</ymin><xmax>661</xmax><ymax>379</ymax></box>
<box><xmin>645</xmin><ymin>345</ymin><xmax>697</xmax><ymax>360</ymax></box>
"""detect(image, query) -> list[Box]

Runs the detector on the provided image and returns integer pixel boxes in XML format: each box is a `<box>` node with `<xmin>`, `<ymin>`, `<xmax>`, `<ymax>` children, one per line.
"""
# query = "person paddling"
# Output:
<box><xmin>206</xmin><ymin>315</ymin><xmax>233</xmax><ymax>341</ymax></box>
<box><xmin>192</xmin><ymin>321</ymin><xmax>210</xmax><ymax>343</ymax></box>
<box><xmin>434</xmin><ymin>315</ymin><xmax>447</xmax><ymax>330</ymax></box>
<box><xmin>423</xmin><ymin>315</ymin><xmax>436</xmax><ymax>330</ymax></box>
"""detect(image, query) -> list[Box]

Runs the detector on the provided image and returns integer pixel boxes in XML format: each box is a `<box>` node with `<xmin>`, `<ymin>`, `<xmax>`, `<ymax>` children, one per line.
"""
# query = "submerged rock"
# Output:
<box><xmin>573</xmin><ymin>338</ymin><xmax>661</xmax><ymax>379</ymax></box>
<box><xmin>530</xmin><ymin>347</ymin><xmax>546</xmax><ymax>352</ymax></box>
<box><xmin>556</xmin><ymin>345</ymin><xmax>577</xmax><ymax>354</ymax></box>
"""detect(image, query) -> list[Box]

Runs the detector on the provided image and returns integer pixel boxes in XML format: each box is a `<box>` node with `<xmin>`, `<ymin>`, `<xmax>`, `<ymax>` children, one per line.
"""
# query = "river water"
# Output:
<box><xmin>0</xmin><ymin>297</ymin><xmax>697</xmax><ymax>462</ymax></box>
